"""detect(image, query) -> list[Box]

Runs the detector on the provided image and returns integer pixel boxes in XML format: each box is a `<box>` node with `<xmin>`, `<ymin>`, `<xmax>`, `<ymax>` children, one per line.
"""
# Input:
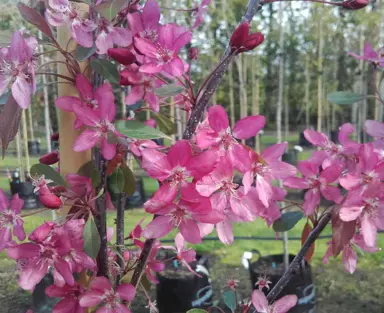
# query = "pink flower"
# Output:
<box><xmin>30</xmin><ymin>174</ymin><xmax>54</xmax><ymax>193</ymax></box>
<box><xmin>243</xmin><ymin>143</ymin><xmax>296</xmax><ymax>206</ymax></box>
<box><xmin>196</xmin><ymin>105</ymin><xmax>265</xmax><ymax>173</ymax></box>
<box><xmin>0</xmin><ymin>31</ymin><xmax>37</xmax><ymax>109</ymax></box>
<box><xmin>145</xmin><ymin>241</ymin><xmax>165</xmax><ymax>283</ymax></box>
<box><xmin>56</xmin><ymin>74</ymin><xmax>115</xmax><ymax>129</ymax></box>
<box><xmin>95</xmin><ymin>18</ymin><xmax>132</xmax><ymax>54</ymax></box>
<box><xmin>252</xmin><ymin>289</ymin><xmax>297</xmax><ymax>313</ymax></box>
<box><xmin>284</xmin><ymin>161</ymin><xmax>343</xmax><ymax>215</ymax></box>
<box><xmin>73</xmin><ymin>101</ymin><xmax>121</xmax><ymax>160</ymax></box>
<box><xmin>339</xmin><ymin>195</ymin><xmax>384</xmax><ymax>247</ymax></box>
<box><xmin>255</xmin><ymin>275</ymin><xmax>272</xmax><ymax>291</ymax></box>
<box><xmin>348</xmin><ymin>42</ymin><xmax>384</xmax><ymax>67</ymax></box>
<box><xmin>128</xmin><ymin>138</ymin><xmax>160</xmax><ymax>157</ymax></box>
<box><xmin>80</xmin><ymin>276</ymin><xmax>136</xmax><ymax>312</ymax></box>
<box><xmin>128</xmin><ymin>0</ymin><xmax>161</xmax><ymax>41</ymax></box>
<box><xmin>304</xmin><ymin>124</ymin><xmax>359</xmax><ymax>169</ymax></box>
<box><xmin>164</xmin><ymin>233</ymin><xmax>197</xmax><ymax>274</ymax></box>
<box><xmin>45</xmin><ymin>0</ymin><xmax>96</xmax><ymax>48</ymax></box>
<box><xmin>128</xmin><ymin>219</ymin><xmax>145</xmax><ymax>249</ymax></box>
<box><xmin>365</xmin><ymin>120</ymin><xmax>384</xmax><ymax>149</ymax></box>
<box><xmin>227</xmin><ymin>278</ymin><xmax>239</xmax><ymax>291</ymax></box>
<box><xmin>142</xmin><ymin>140</ymin><xmax>216</xmax><ymax>210</ymax></box>
<box><xmin>339</xmin><ymin>143</ymin><xmax>384</xmax><ymax>198</ymax></box>
<box><xmin>134</xmin><ymin>23</ymin><xmax>192</xmax><ymax>77</ymax></box>
<box><xmin>46</xmin><ymin>283</ymin><xmax>85</xmax><ymax>313</ymax></box>
<box><xmin>143</xmin><ymin>185</ymin><xmax>221</xmax><ymax>244</ymax></box>
<box><xmin>121</xmin><ymin>64</ymin><xmax>163</xmax><ymax>112</ymax></box>
<box><xmin>323</xmin><ymin>235</ymin><xmax>378</xmax><ymax>274</ymax></box>
<box><xmin>192</xmin><ymin>0</ymin><xmax>211</xmax><ymax>28</ymax></box>
<box><xmin>0</xmin><ymin>190</ymin><xmax>25</xmax><ymax>251</ymax></box>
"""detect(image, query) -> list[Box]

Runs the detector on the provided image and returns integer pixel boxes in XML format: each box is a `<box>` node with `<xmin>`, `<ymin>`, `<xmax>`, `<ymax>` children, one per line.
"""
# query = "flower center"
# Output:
<box><xmin>170</xmin><ymin>168</ymin><xmax>189</xmax><ymax>186</ymax></box>
<box><xmin>171</xmin><ymin>208</ymin><xmax>187</xmax><ymax>226</ymax></box>
<box><xmin>156</xmin><ymin>45</ymin><xmax>173</xmax><ymax>63</ymax></box>
<box><xmin>140</xmin><ymin>29</ymin><xmax>158</xmax><ymax>42</ymax></box>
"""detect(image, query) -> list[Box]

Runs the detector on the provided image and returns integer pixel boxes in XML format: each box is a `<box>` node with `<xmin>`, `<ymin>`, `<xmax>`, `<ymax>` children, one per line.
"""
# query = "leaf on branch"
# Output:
<box><xmin>75</xmin><ymin>44</ymin><xmax>97</xmax><ymax>62</ymax></box>
<box><xmin>301</xmin><ymin>222</ymin><xmax>315</xmax><ymax>262</ymax></box>
<box><xmin>121</xmin><ymin>165</ymin><xmax>135</xmax><ymax>196</ymax></box>
<box><xmin>0</xmin><ymin>95</ymin><xmax>21</xmax><ymax>158</ymax></box>
<box><xmin>90</xmin><ymin>59</ymin><xmax>120</xmax><ymax>84</ymax></box>
<box><xmin>96</xmin><ymin>0</ymin><xmax>127</xmax><ymax>21</ymax></box>
<box><xmin>154</xmin><ymin>84</ymin><xmax>184</xmax><ymax>97</ymax></box>
<box><xmin>30</xmin><ymin>164</ymin><xmax>66</xmax><ymax>186</ymax></box>
<box><xmin>116</xmin><ymin>120</ymin><xmax>171</xmax><ymax>140</ymax></box>
<box><xmin>223</xmin><ymin>290</ymin><xmax>237</xmax><ymax>313</ymax></box>
<box><xmin>108</xmin><ymin>167</ymin><xmax>125</xmax><ymax>194</ymax></box>
<box><xmin>332</xmin><ymin>207</ymin><xmax>356</xmax><ymax>257</ymax></box>
<box><xmin>83</xmin><ymin>216</ymin><xmax>101</xmax><ymax>260</ymax></box>
<box><xmin>77</xmin><ymin>161</ymin><xmax>101</xmax><ymax>189</ymax></box>
<box><xmin>327</xmin><ymin>91</ymin><xmax>364</xmax><ymax>105</ymax></box>
<box><xmin>272</xmin><ymin>211</ymin><xmax>303</xmax><ymax>232</ymax></box>
<box><xmin>186</xmin><ymin>310</ymin><xmax>209</xmax><ymax>313</ymax></box>
<box><xmin>152</xmin><ymin>112</ymin><xmax>176</xmax><ymax>136</ymax></box>
<box><xmin>17</xmin><ymin>3</ymin><xmax>55</xmax><ymax>41</ymax></box>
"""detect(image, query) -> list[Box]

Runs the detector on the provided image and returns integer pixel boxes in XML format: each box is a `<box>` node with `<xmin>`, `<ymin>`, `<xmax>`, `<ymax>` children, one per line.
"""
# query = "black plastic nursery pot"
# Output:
<box><xmin>126</xmin><ymin>176</ymin><xmax>146</xmax><ymax>208</ymax></box>
<box><xmin>10</xmin><ymin>181</ymin><xmax>39</xmax><ymax>209</ymax></box>
<box><xmin>249</xmin><ymin>253</ymin><xmax>316</xmax><ymax>313</ymax></box>
<box><xmin>282</xmin><ymin>150</ymin><xmax>298</xmax><ymax>165</ymax></box>
<box><xmin>298</xmin><ymin>132</ymin><xmax>312</xmax><ymax>147</ymax></box>
<box><xmin>156</xmin><ymin>254</ymin><xmax>213</xmax><ymax>313</ymax></box>
<box><xmin>245</xmin><ymin>137</ymin><xmax>256</xmax><ymax>148</ymax></box>
<box><xmin>28</xmin><ymin>140</ymin><xmax>41</xmax><ymax>155</ymax></box>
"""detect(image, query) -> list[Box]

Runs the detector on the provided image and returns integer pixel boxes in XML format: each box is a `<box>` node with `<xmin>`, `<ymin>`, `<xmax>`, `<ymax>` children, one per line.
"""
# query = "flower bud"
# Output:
<box><xmin>341</xmin><ymin>0</ymin><xmax>369</xmax><ymax>9</ymax></box>
<box><xmin>28</xmin><ymin>221</ymin><xmax>55</xmax><ymax>242</ymax></box>
<box><xmin>108</xmin><ymin>48</ymin><xmax>136</xmax><ymax>66</ymax></box>
<box><xmin>188</xmin><ymin>47</ymin><xmax>199</xmax><ymax>60</ymax></box>
<box><xmin>230</xmin><ymin>22</ymin><xmax>264</xmax><ymax>54</ymax></box>
<box><xmin>39</xmin><ymin>151</ymin><xmax>59</xmax><ymax>165</ymax></box>
<box><xmin>51</xmin><ymin>132</ymin><xmax>59</xmax><ymax>142</ymax></box>
<box><xmin>39</xmin><ymin>187</ymin><xmax>62</xmax><ymax>210</ymax></box>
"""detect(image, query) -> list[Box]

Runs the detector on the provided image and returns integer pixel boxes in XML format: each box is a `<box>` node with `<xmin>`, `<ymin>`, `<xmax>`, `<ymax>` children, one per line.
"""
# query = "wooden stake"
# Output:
<box><xmin>21</xmin><ymin>110</ymin><xmax>30</xmax><ymax>178</ymax></box>
<box><xmin>317</xmin><ymin>14</ymin><xmax>324</xmax><ymax>133</ymax></box>
<box><xmin>27</xmin><ymin>107</ymin><xmax>35</xmax><ymax>141</ymax></box>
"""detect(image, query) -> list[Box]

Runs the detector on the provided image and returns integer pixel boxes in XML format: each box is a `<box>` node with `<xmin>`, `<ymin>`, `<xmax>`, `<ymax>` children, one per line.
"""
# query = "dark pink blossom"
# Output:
<box><xmin>348</xmin><ymin>42</ymin><xmax>384</xmax><ymax>66</ymax></box>
<box><xmin>56</xmin><ymin>74</ymin><xmax>114</xmax><ymax>129</ymax></box>
<box><xmin>192</xmin><ymin>0</ymin><xmax>211</xmax><ymax>28</ymax></box>
<box><xmin>46</xmin><ymin>283</ymin><xmax>85</xmax><ymax>313</ymax></box>
<box><xmin>284</xmin><ymin>161</ymin><xmax>343</xmax><ymax>215</ymax></box>
<box><xmin>196</xmin><ymin>105</ymin><xmax>265</xmax><ymax>173</ymax></box>
<box><xmin>0</xmin><ymin>190</ymin><xmax>25</xmax><ymax>251</ymax></box>
<box><xmin>0</xmin><ymin>31</ymin><xmax>37</xmax><ymax>109</ymax></box>
<box><xmin>134</xmin><ymin>23</ymin><xmax>192</xmax><ymax>77</ymax></box>
<box><xmin>252</xmin><ymin>289</ymin><xmax>297</xmax><ymax>313</ymax></box>
<box><xmin>80</xmin><ymin>276</ymin><xmax>136</xmax><ymax>312</ymax></box>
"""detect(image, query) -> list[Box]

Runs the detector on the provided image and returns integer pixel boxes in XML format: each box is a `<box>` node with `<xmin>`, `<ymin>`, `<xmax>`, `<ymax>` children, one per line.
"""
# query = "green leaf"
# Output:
<box><xmin>75</xmin><ymin>44</ymin><xmax>97</xmax><ymax>62</ymax></box>
<box><xmin>186</xmin><ymin>310</ymin><xmax>208</xmax><ymax>313</ymax></box>
<box><xmin>90</xmin><ymin>59</ymin><xmax>120</xmax><ymax>84</ymax></box>
<box><xmin>152</xmin><ymin>112</ymin><xmax>176</xmax><ymax>136</ymax></box>
<box><xmin>83</xmin><ymin>216</ymin><xmax>101</xmax><ymax>260</ymax></box>
<box><xmin>121</xmin><ymin>166</ymin><xmax>135</xmax><ymax>196</ymax></box>
<box><xmin>109</xmin><ymin>167</ymin><xmax>124</xmax><ymax>194</ymax></box>
<box><xmin>327</xmin><ymin>91</ymin><xmax>363</xmax><ymax>105</ymax></box>
<box><xmin>77</xmin><ymin>161</ymin><xmax>101</xmax><ymax>189</ymax></box>
<box><xmin>30</xmin><ymin>164</ymin><xmax>66</xmax><ymax>186</ymax></box>
<box><xmin>154</xmin><ymin>84</ymin><xmax>184</xmax><ymax>97</ymax></box>
<box><xmin>223</xmin><ymin>290</ymin><xmax>237</xmax><ymax>313</ymax></box>
<box><xmin>96</xmin><ymin>0</ymin><xmax>127</xmax><ymax>21</ymax></box>
<box><xmin>116</xmin><ymin>120</ymin><xmax>171</xmax><ymax>140</ymax></box>
<box><xmin>273</xmin><ymin>211</ymin><xmax>304</xmax><ymax>232</ymax></box>
<box><xmin>0</xmin><ymin>30</ymin><xmax>12</xmax><ymax>45</ymax></box>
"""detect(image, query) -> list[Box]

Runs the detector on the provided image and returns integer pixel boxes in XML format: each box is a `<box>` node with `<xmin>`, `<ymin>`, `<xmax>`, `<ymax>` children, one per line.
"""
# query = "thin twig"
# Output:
<box><xmin>266</xmin><ymin>210</ymin><xmax>332</xmax><ymax>303</ymax></box>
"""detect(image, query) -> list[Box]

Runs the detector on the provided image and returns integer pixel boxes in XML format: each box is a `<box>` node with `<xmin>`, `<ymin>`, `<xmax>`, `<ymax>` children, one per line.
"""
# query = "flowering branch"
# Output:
<box><xmin>266</xmin><ymin>210</ymin><xmax>333</xmax><ymax>302</ymax></box>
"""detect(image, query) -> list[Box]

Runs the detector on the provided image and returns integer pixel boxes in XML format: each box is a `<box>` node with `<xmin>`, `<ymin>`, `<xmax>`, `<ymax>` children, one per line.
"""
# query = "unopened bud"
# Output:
<box><xmin>230</xmin><ymin>22</ymin><xmax>264</xmax><ymax>54</ymax></box>
<box><xmin>108</xmin><ymin>48</ymin><xmax>136</xmax><ymax>66</ymax></box>
<box><xmin>39</xmin><ymin>151</ymin><xmax>59</xmax><ymax>165</ymax></box>
<box><xmin>188</xmin><ymin>47</ymin><xmax>199</xmax><ymax>60</ymax></box>
<box><xmin>51</xmin><ymin>132</ymin><xmax>59</xmax><ymax>142</ymax></box>
<box><xmin>39</xmin><ymin>187</ymin><xmax>62</xmax><ymax>210</ymax></box>
<box><xmin>341</xmin><ymin>0</ymin><xmax>369</xmax><ymax>10</ymax></box>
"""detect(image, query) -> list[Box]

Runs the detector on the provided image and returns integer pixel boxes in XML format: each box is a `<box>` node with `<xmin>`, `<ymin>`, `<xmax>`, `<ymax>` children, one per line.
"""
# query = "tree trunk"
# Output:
<box><xmin>229</xmin><ymin>63</ymin><xmax>235</xmax><ymax>126</ymax></box>
<box><xmin>21</xmin><ymin>110</ymin><xmax>30</xmax><ymax>177</ymax></box>
<box><xmin>317</xmin><ymin>15</ymin><xmax>323</xmax><ymax>133</ymax></box>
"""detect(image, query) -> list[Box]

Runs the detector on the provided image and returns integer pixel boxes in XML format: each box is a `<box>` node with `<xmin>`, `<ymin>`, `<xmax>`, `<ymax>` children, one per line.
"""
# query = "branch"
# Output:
<box><xmin>116</xmin><ymin>192</ymin><xmax>127</xmax><ymax>284</ymax></box>
<box><xmin>129</xmin><ymin>0</ymin><xmax>264</xmax><ymax>288</ymax></box>
<box><xmin>266</xmin><ymin>210</ymin><xmax>332</xmax><ymax>303</ymax></box>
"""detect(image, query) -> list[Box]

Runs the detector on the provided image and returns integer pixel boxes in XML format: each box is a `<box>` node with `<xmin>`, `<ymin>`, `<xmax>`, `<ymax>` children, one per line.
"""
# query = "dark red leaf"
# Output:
<box><xmin>332</xmin><ymin>207</ymin><xmax>356</xmax><ymax>257</ymax></box>
<box><xmin>0</xmin><ymin>95</ymin><xmax>22</xmax><ymax>158</ymax></box>
<box><xmin>301</xmin><ymin>222</ymin><xmax>315</xmax><ymax>262</ymax></box>
<box><xmin>17</xmin><ymin>3</ymin><xmax>55</xmax><ymax>41</ymax></box>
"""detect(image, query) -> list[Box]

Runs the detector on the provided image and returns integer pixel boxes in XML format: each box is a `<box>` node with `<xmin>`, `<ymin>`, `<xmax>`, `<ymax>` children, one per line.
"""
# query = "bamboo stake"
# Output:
<box><xmin>305</xmin><ymin>55</ymin><xmax>310</xmax><ymax>128</ymax></box>
<box><xmin>57</xmin><ymin>5</ymin><xmax>91</xmax><ymax>179</ymax></box>
<box><xmin>15</xmin><ymin>131</ymin><xmax>24</xmax><ymax>182</ymax></box>
<box><xmin>229</xmin><ymin>63</ymin><xmax>235</xmax><ymax>127</ymax></box>
<box><xmin>27</xmin><ymin>107</ymin><xmax>35</xmax><ymax>141</ymax></box>
<box><xmin>316</xmin><ymin>14</ymin><xmax>323</xmax><ymax>133</ymax></box>
<box><xmin>252</xmin><ymin>56</ymin><xmax>261</xmax><ymax>153</ymax></box>
<box><xmin>21</xmin><ymin>110</ymin><xmax>30</xmax><ymax>178</ymax></box>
